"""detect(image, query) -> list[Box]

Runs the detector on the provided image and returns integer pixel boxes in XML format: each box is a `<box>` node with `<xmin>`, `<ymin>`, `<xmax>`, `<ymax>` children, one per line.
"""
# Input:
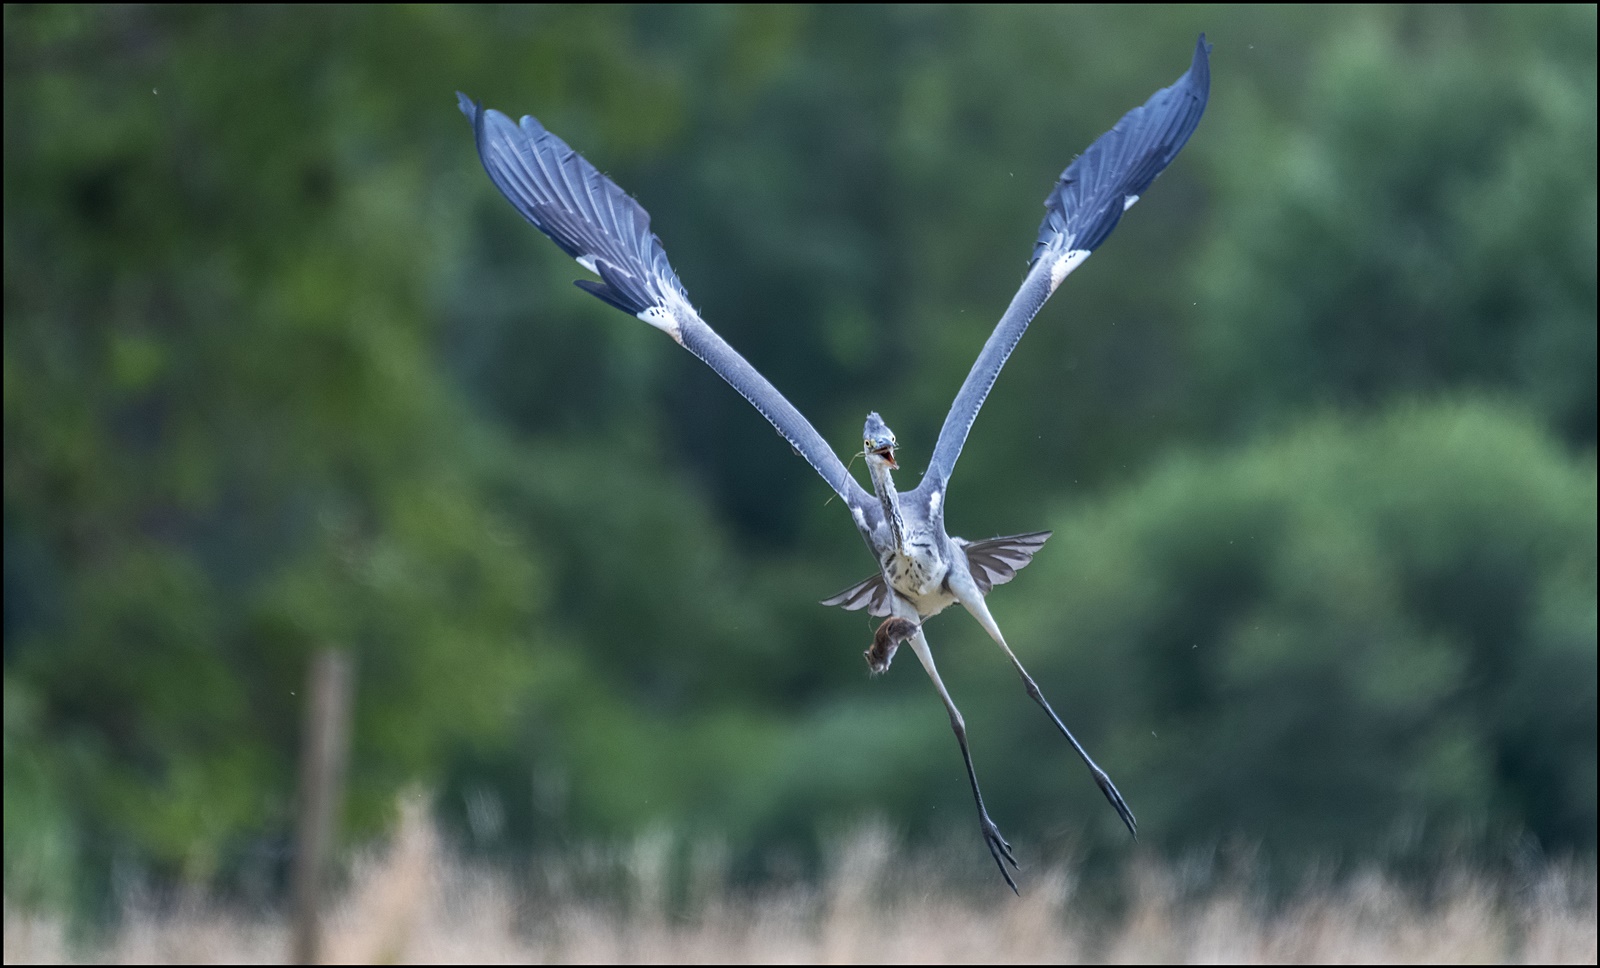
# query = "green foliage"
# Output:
<box><xmin>3</xmin><ymin>6</ymin><xmax>548</xmax><ymax>888</ymax></box>
<box><xmin>4</xmin><ymin>675</ymin><xmax>79</xmax><ymax>911</ymax></box>
<box><xmin>1194</xmin><ymin>6</ymin><xmax>1597</xmax><ymax>442</ymax></box>
<box><xmin>994</xmin><ymin>401</ymin><xmax>1596</xmax><ymax>859</ymax></box>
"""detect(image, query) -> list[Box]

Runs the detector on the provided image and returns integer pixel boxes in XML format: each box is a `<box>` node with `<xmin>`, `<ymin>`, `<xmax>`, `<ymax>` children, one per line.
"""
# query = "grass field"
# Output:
<box><xmin>6</xmin><ymin>811</ymin><xmax>1594</xmax><ymax>964</ymax></box>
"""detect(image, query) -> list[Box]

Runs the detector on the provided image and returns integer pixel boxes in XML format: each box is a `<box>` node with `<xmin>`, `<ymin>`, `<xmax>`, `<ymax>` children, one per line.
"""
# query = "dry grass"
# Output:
<box><xmin>6</xmin><ymin>808</ymin><xmax>1595</xmax><ymax>964</ymax></box>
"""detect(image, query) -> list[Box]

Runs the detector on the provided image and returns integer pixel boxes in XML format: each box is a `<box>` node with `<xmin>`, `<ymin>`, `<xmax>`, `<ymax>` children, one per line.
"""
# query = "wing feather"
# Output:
<box><xmin>915</xmin><ymin>36</ymin><xmax>1210</xmax><ymax>502</ymax></box>
<box><xmin>821</xmin><ymin>530</ymin><xmax>1052</xmax><ymax>612</ymax></box>
<box><xmin>1031</xmin><ymin>34</ymin><xmax>1211</xmax><ymax>266</ymax></box>
<box><xmin>460</xmin><ymin>93</ymin><xmax>877</xmax><ymax>518</ymax></box>
<box><xmin>820</xmin><ymin>574</ymin><xmax>893</xmax><ymax>617</ymax></box>
<box><xmin>960</xmin><ymin>531</ymin><xmax>1053</xmax><ymax>597</ymax></box>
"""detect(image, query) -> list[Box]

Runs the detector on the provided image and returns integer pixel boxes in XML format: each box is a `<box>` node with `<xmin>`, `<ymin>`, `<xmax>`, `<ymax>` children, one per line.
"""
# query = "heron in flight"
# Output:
<box><xmin>460</xmin><ymin>35</ymin><xmax>1210</xmax><ymax>892</ymax></box>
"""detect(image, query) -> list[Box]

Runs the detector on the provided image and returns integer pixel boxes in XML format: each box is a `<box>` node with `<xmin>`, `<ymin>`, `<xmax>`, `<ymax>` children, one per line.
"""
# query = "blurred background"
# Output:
<box><xmin>4</xmin><ymin>3</ymin><xmax>1595</xmax><ymax>921</ymax></box>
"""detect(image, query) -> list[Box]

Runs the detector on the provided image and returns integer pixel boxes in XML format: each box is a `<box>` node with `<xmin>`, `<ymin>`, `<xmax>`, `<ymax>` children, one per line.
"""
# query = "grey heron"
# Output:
<box><xmin>460</xmin><ymin>34</ymin><xmax>1210</xmax><ymax>892</ymax></box>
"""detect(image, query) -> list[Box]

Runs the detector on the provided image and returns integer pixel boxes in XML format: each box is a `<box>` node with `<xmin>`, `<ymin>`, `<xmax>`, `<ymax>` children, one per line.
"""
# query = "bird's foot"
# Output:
<box><xmin>980</xmin><ymin>811</ymin><xmax>1020</xmax><ymax>894</ymax></box>
<box><xmin>1091</xmin><ymin>765</ymin><xmax>1138</xmax><ymax>840</ymax></box>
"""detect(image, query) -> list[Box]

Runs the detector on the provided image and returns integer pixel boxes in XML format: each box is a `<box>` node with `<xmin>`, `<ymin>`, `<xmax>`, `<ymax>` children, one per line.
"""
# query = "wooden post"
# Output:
<box><xmin>291</xmin><ymin>648</ymin><xmax>353</xmax><ymax>965</ymax></box>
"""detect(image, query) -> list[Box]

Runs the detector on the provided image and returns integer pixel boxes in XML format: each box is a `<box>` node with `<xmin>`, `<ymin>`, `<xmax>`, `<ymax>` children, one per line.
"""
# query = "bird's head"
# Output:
<box><xmin>862</xmin><ymin>412</ymin><xmax>898</xmax><ymax>470</ymax></box>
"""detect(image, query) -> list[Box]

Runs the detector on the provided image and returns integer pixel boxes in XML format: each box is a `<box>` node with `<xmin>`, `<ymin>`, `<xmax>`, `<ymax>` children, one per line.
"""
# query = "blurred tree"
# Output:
<box><xmin>986</xmin><ymin>401</ymin><xmax>1596</xmax><ymax>862</ymax></box>
<box><xmin>1193</xmin><ymin>5</ymin><xmax>1597</xmax><ymax>444</ymax></box>
<box><xmin>3</xmin><ymin>6</ymin><xmax>553</xmax><ymax>892</ymax></box>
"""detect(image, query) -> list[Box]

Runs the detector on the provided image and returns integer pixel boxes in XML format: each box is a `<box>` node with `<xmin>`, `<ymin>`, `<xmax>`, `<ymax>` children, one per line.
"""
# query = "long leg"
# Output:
<box><xmin>955</xmin><ymin>583</ymin><xmax>1138</xmax><ymax>839</ymax></box>
<box><xmin>903</xmin><ymin>621</ymin><xmax>1021</xmax><ymax>893</ymax></box>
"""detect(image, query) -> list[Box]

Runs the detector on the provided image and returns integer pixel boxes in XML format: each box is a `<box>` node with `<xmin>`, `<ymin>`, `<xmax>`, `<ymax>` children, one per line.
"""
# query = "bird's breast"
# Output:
<box><xmin>882</xmin><ymin>530</ymin><xmax>953</xmax><ymax>616</ymax></box>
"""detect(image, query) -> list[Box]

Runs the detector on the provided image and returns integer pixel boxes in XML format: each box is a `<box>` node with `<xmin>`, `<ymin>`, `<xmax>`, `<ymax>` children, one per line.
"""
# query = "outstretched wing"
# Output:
<box><xmin>460</xmin><ymin>93</ymin><xmax>878</xmax><ymax>519</ymax></box>
<box><xmin>819</xmin><ymin>573</ymin><xmax>893</xmax><ymax>617</ymax></box>
<box><xmin>958</xmin><ymin>531</ymin><xmax>1052</xmax><ymax>597</ymax></box>
<box><xmin>820</xmin><ymin>530</ymin><xmax>1053</xmax><ymax>613</ymax></box>
<box><xmin>914</xmin><ymin>36</ymin><xmax>1210</xmax><ymax>501</ymax></box>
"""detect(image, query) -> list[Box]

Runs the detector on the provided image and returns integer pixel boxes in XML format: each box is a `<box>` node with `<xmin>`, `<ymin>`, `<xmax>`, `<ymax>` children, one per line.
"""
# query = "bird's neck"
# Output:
<box><xmin>870</xmin><ymin>462</ymin><xmax>906</xmax><ymax>551</ymax></box>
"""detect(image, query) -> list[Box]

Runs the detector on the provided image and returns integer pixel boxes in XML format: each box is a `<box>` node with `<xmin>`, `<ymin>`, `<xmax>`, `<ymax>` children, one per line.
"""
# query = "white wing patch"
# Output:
<box><xmin>851</xmin><ymin>506</ymin><xmax>867</xmax><ymax>530</ymax></box>
<box><xmin>576</xmin><ymin>254</ymin><xmax>599</xmax><ymax>274</ymax></box>
<box><xmin>636</xmin><ymin>305</ymin><xmax>681</xmax><ymax>342</ymax></box>
<box><xmin>1050</xmin><ymin>248</ymin><xmax>1092</xmax><ymax>293</ymax></box>
<box><xmin>928</xmin><ymin>489</ymin><xmax>941</xmax><ymax>515</ymax></box>
<box><xmin>1123</xmin><ymin>194</ymin><xmax>1140</xmax><ymax>212</ymax></box>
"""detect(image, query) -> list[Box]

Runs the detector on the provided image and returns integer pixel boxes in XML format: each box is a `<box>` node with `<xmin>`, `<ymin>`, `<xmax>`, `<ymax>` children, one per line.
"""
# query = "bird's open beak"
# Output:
<box><xmin>872</xmin><ymin>445</ymin><xmax>898</xmax><ymax>470</ymax></box>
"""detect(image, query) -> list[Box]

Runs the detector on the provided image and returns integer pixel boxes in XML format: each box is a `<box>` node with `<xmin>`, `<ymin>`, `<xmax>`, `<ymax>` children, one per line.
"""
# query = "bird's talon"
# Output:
<box><xmin>980</xmin><ymin>814</ymin><xmax>1021</xmax><ymax>889</ymax></box>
